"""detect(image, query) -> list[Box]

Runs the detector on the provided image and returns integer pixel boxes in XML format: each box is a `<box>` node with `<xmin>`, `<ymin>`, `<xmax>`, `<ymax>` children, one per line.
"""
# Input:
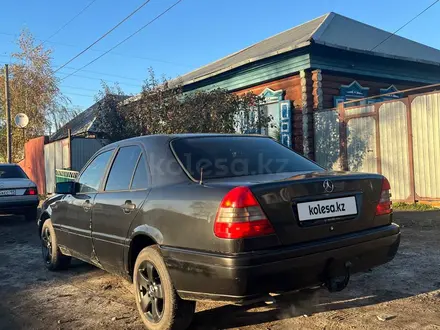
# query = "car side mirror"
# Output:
<box><xmin>55</xmin><ymin>181</ymin><xmax>78</xmax><ymax>195</ymax></box>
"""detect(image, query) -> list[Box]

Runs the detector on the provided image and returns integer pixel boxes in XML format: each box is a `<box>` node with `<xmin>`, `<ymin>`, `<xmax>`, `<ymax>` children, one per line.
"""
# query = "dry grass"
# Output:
<box><xmin>393</xmin><ymin>202</ymin><xmax>437</xmax><ymax>211</ymax></box>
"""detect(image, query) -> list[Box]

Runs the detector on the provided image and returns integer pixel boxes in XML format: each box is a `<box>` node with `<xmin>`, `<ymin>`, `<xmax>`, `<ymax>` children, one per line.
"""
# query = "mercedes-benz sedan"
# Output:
<box><xmin>38</xmin><ymin>134</ymin><xmax>400</xmax><ymax>330</ymax></box>
<box><xmin>0</xmin><ymin>164</ymin><xmax>38</xmax><ymax>221</ymax></box>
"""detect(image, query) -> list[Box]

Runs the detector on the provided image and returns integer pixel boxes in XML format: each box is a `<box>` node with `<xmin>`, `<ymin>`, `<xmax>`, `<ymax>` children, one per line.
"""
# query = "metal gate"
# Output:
<box><xmin>44</xmin><ymin>138</ymin><xmax>70</xmax><ymax>194</ymax></box>
<box><xmin>314</xmin><ymin>90</ymin><xmax>440</xmax><ymax>202</ymax></box>
<box><xmin>411</xmin><ymin>93</ymin><xmax>440</xmax><ymax>199</ymax></box>
<box><xmin>347</xmin><ymin>116</ymin><xmax>377</xmax><ymax>173</ymax></box>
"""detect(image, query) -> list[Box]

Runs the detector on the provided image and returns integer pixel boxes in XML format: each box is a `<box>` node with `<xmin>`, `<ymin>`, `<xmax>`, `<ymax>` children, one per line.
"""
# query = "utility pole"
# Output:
<box><xmin>4</xmin><ymin>64</ymin><xmax>12</xmax><ymax>163</ymax></box>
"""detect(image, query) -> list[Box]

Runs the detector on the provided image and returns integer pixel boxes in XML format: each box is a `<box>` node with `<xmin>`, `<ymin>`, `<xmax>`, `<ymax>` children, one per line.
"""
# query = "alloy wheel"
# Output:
<box><xmin>137</xmin><ymin>261</ymin><xmax>164</xmax><ymax>323</ymax></box>
<box><xmin>41</xmin><ymin>227</ymin><xmax>52</xmax><ymax>264</ymax></box>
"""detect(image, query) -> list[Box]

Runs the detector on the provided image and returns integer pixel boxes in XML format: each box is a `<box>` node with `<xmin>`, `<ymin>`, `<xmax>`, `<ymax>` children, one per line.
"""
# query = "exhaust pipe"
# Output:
<box><xmin>325</xmin><ymin>261</ymin><xmax>352</xmax><ymax>292</ymax></box>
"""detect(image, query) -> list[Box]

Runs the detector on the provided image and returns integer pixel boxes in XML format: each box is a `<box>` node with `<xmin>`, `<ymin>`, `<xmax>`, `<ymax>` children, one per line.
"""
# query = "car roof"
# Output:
<box><xmin>86</xmin><ymin>134</ymin><xmax>277</xmax><ymax>187</ymax></box>
<box><xmin>102</xmin><ymin>133</ymin><xmax>269</xmax><ymax>149</ymax></box>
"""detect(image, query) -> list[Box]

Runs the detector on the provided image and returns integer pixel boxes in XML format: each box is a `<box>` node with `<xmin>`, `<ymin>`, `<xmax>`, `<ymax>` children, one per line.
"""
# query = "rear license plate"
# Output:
<box><xmin>0</xmin><ymin>189</ymin><xmax>16</xmax><ymax>196</ymax></box>
<box><xmin>297</xmin><ymin>196</ymin><xmax>357</xmax><ymax>221</ymax></box>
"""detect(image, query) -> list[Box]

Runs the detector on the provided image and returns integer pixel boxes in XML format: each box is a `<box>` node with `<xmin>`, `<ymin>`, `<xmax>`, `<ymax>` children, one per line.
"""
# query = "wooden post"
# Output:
<box><xmin>406</xmin><ymin>97</ymin><xmax>416</xmax><ymax>203</ymax></box>
<box><xmin>338</xmin><ymin>102</ymin><xmax>348</xmax><ymax>171</ymax></box>
<box><xmin>68</xmin><ymin>128</ymin><xmax>72</xmax><ymax>170</ymax></box>
<box><xmin>4</xmin><ymin>64</ymin><xmax>12</xmax><ymax>163</ymax></box>
<box><xmin>374</xmin><ymin>103</ymin><xmax>382</xmax><ymax>174</ymax></box>
<box><xmin>311</xmin><ymin>69</ymin><xmax>323</xmax><ymax>161</ymax></box>
<box><xmin>300</xmin><ymin>70</ymin><xmax>310</xmax><ymax>157</ymax></box>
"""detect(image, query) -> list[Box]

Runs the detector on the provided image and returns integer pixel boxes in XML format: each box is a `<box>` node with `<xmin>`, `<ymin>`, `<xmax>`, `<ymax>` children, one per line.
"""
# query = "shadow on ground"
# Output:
<box><xmin>191</xmin><ymin>210</ymin><xmax>440</xmax><ymax>329</ymax></box>
<box><xmin>190</xmin><ymin>284</ymin><xmax>435</xmax><ymax>329</ymax></box>
<box><xmin>0</xmin><ymin>211</ymin><xmax>439</xmax><ymax>329</ymax></box>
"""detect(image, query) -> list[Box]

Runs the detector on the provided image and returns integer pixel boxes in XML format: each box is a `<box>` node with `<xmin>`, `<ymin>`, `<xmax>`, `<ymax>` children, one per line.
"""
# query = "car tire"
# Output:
<box><xmin>41</xmin><ymin>219</ymin><xmax>71</xmax><ymax>271</ymax></box>
<box><xmin>24</xmin><ymin>207</ymin><xmax>38</xmax><ymax>222</ymax></box>
<box><xmin>133</xmin><ymin>246</ymin><xmax>195</xmax><ymax>330</ymax></box>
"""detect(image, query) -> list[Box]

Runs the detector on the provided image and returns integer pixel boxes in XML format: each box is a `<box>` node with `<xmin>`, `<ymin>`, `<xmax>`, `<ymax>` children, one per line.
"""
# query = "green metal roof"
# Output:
<box><xmin>177</xmin><ymin>12</ymin><xmax>440</xmax><ymax>86</ymax></box>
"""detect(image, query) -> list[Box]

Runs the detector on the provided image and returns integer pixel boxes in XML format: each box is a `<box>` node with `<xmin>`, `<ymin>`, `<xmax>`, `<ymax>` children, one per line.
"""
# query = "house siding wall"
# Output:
<box><xmin>235</xmin><ymin>75</ymin><xmax>302</xmax><ymax>103</ymax></box>
<box><xmin>183</xmin><ymin>52</ymin><xmax>311</xmax><ymax>93</ymax></box>
<box><xmin>180</xmin><ymin>45</ymin><xmax>440</xmax><ymax>160</ymax></box>
<box><xmin>234</xmin><ymin>74</ymin><xmax>304</xmax><ymax>152</ymax></box>
<box><xmin>320</xmin><ymin>72</ymin><xmax>424</xmax><ymax>109</ymax></box>
<box><xmin>310</xmin><ymin>45</ymin><xmax>440</xmax><ymax>85</ymax></box>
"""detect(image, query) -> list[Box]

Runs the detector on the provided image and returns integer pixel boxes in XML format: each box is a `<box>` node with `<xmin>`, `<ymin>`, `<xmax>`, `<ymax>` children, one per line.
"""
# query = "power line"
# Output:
<box><xmin>106</xmin><ymin>51</ymin><xmax>191</xmax><ymax>67</ymax></box>
<box><xmin>63</xmin><ymin>91</ymin><xmax>96</xmax><ymax>98</ymax></box>
<box><xmin>57</xmin><ymin>65</ymin><xmax>144</xmax><ymax>82</ymax></box>
<box><xmin>371</xmin><ymin>0</ymin><xmax>440</xmax><ymax>51</ymax></box>
<box><xmin>0</xmin><ymin>58</ymin><xmax>142</xmax><ymax>86</ymax></box>
<box><xmin>0</xmin><ymin>31</ymin><xmax>192</xmax><ymax>68</ymax></box>
<box><xmin>61</xmin><ymin>0</ymin><xmax>183</xmax><ymax>82</ymax></box>
<box><xmin>62</xmin><ymin>84</ymin><xmax>100</xmax><ymax>92</ymax></box>
<box><xmin>37</xmin><ymin>0</ymin><xmax>98</xmax><ymax>47</ymax></box>
<box><xmin>0</xmin><ymin>61</ymin><xmax>140</xmax><ymax>102</ymax></box>
<box><xmin>55</xmin><ymin>0</ymin><xmax>152</xmax><ymax>73</ymax></box>
<box><xmin>56</xmin><ymin>72</ymin><xmax>141</xmax><ymax>87</ymax></box>
<box><xmin>0</xmin><ymin>57</ymin><xmax>141</xmax><ymax>86</ymax></box>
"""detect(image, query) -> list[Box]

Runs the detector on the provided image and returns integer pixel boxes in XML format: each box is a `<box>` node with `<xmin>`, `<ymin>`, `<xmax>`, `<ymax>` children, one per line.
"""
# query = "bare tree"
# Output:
<box><xmin>94</xmin><ymin>68</ymin><xmax>270</xmax><ymax>143</ymax></box>
<box><xmin>93</xmin><ymin>83</ymin><xmax>129</xmax><ymax>142</ymax></box>
<box><xmin>0</xmin><ymin>29</ymin><xmax>75</xmax><ymax>161</ymax></box>
<box><xmin>46</xmin><ymin>103</ymin><xmax>83</xmax><ymax>136</ymax></box>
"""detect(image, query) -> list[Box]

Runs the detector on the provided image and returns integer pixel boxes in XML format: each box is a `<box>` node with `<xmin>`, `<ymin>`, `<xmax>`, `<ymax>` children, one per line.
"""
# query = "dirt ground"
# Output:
<box><xmin>0</xmin><ymin>211</ymin><xmax>439</xmax><ymax>330</ymax></box>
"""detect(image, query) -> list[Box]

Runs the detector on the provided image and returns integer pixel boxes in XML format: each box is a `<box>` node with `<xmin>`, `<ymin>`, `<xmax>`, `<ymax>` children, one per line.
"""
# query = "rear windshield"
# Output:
<box><xmin>171</xmin><ymin>136</ymin><xmax>322</xmax><ymax>180</ymax></box>
<box><xmin>0</xmin><ymin>165</ymin><xmax>27</xmax><ymax>179</ymax></box>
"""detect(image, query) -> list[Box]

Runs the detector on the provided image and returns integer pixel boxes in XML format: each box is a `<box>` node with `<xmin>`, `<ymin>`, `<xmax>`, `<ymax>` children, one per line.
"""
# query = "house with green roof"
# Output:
<box><xmin>173</xmin><ymin>12</ymin><xmax>440</xmax><ymax>158</ymax></box>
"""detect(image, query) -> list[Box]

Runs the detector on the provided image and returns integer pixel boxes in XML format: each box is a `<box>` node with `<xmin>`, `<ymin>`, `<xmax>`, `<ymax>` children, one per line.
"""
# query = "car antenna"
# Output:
<box><xmin>199</xmin><ymin>167</ymin><xmax>204</xmax><ymax>185</ymax></box>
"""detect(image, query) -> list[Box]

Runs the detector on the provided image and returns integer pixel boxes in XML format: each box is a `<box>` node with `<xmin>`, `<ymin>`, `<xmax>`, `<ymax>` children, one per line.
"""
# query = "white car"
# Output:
<box><xmin>0</xmin><ymin>164</ymin><xmax>39</xmax><ymax>221</ymax></box>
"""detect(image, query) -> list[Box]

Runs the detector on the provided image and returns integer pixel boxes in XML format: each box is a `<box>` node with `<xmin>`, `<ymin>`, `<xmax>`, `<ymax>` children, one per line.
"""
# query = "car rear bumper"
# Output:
<box><xmin>0</xmin><ymin>196</ymin><xmax>39</xmax><ymax>215</ymax></box>
<box><xmin>160</xmin><ymin>223</ymin><xmax>400</xmax><ymax>304</ymax></box>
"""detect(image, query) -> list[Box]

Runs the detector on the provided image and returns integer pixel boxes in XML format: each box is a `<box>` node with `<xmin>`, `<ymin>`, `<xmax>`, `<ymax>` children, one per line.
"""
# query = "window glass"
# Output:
<box><xmin>172</xmin><ymin>136</ymin><xmax>323</xmax><ymax>180</ymax></box>
<box><xmin>261</xmin><ymin>103</ymin><xmax>280</xmax><ymax>140</ymax></box>
<box><xmin>105</xmin><ymin>146</ymin><xmax>141</xmax><ymax>191</ymax></box>
<box><xmin>79</xmin><ymin>150</ymin><xmax>113</xmax><ymax>193</ymax></box>
<box><xmin>130</xmin><ymin>155</ymin><xmax>149</xmax><ymax>190</ymax></box>
<box><xmin>0</xmin><ymin>165</ymin><xmax>27</xmax><ymax>179</ymax></box>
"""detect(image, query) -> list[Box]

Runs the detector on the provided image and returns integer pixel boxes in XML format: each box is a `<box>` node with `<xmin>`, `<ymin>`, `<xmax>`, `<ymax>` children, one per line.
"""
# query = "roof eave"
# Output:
<box><xmin>122</xmin><ymin>41</ymin><xmax>312</xmax><ymax>105</ymax></box>
<box><xmin>314</xmin><ymin>40</ymin><xmax>440</xmax><ymax>67</ymax></box>
<box><xmin>178</xmin><ymin>41</ymin><xmax>312</xmax><ymax>86</ymax></box>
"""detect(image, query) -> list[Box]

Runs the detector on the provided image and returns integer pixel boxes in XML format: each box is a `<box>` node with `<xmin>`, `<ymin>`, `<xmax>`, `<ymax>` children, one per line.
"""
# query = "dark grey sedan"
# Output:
<box><xmin>38</xmin><ymin>134</ymin><xmax>400</xmax><ymax>330</ymax></box>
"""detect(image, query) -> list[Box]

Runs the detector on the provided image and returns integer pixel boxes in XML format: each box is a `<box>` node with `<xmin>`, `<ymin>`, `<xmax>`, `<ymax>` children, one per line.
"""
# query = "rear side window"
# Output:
<box><xmin>171</xmin><ymin>136</ymin><xmax>322</xmax><ymax>180</ymax></box>
<box><xmin>130</xmin><ymin>155</ymin><xmax>149</xmax><ymax>190</ymax></box>
<box><xmin>0</xmin><ymin>165</ymin><xmax>27</xmax><ymax>179</ymax></box>
<box><xmin>79</xmin><ymin>150</ymin><xmax>113</xmax><ymax>193</ymax></box>
<box><xmin>105</xmin><ymin>146</ymin><xmax>141</xmax><ymax>191</ymax></box>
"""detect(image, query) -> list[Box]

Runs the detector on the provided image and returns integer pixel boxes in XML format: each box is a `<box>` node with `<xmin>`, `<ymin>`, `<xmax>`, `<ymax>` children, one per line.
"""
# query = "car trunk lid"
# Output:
<box><xmin>0</xmin><ymin>178</ymin><xmax>34</xmax><ymax>196</ymax></box>
<box><xmin>206</xmin><ymin>171</ymin><xmax>386</xmax><ymax>246</ymax></box>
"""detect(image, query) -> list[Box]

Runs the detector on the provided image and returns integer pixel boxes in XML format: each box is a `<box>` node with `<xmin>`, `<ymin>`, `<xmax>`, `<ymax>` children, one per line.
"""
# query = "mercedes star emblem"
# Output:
<box><xmin>323</xmin><ymin>180</ymin><xmax>334</xmax><ymax>193</ymax></box>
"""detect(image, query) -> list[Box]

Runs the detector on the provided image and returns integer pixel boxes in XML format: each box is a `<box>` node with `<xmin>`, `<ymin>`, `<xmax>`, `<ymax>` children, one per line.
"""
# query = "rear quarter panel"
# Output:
<box><xmin>127</xmin><ymin>183</ymin><xmax>237</xmax><ymax>253</ymax></box>
<box><xmin>129</xmin><ymin>136</ymin><xmax>253</xmax><ymax>254</ymax></box>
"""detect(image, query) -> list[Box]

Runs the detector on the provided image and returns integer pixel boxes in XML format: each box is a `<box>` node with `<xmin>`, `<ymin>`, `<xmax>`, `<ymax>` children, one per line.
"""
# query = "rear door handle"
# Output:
<box><xmin>82</xmin><ymin>200</ymin><xmax>92</xmax><ymax>212</ymax></box>
<box><xmin>121</xmin><ymin>200</ymin><xmax>136</xmax><ymax>214</ymax></box>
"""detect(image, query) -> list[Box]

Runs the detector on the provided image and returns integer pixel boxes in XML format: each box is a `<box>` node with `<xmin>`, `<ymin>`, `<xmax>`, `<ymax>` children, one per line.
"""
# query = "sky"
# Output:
<box><xmin>1</xmin><ymin>0</ymin><xmax>440</xmax><ymax>109</ymax></box>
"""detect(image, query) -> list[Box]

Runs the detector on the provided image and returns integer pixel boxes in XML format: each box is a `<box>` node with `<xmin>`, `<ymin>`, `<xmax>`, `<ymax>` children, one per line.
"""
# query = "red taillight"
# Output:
<box><xmin>214</xmin><ymin>186</ymin><xmax>275</xmax><ymax>239</ymax></box>
<box><xmin>25</xmin><ymin>187</ymin><xmax>38</xmax><ymax>196</ymax></box>
<box><xmin>375</xmin><ymin>178</ymin><xmax>392</xmax><ymax>216</ymax></box>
